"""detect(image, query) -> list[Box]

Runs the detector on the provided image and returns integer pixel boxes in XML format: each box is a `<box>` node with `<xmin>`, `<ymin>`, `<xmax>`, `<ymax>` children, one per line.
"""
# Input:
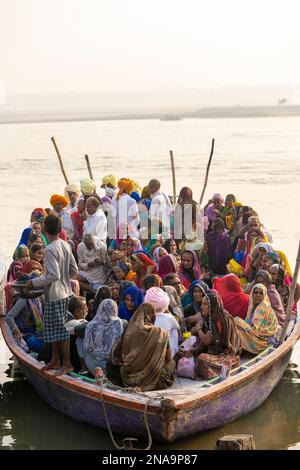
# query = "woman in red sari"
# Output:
<box><xmin>213</xmin><ymin>273</ymin><xmax>249</xmax><ymax>319</ymax></box>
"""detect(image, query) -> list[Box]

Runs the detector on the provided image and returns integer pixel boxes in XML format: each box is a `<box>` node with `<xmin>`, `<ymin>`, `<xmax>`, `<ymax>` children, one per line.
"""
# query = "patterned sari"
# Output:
<box><xmin>234</xmin><ymin>283</ymin><xmax>278</xmax><ymax>354</ymax></box>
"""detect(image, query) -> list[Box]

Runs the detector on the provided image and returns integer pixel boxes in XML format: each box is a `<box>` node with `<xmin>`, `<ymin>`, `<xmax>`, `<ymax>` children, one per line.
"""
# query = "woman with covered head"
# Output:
<box><xmin>158</xmin><ymin>253</ymin><xmax>178</xmax><ymax>280</ymax></box>
<box><xmin>234</xmin><ymin>283</ymin><xmax>278</xmax><ymax>354</ymax></box>
<box><xmin>111</xmin><ymin>261</ymin><xmax>135</xmax><ymax>282</ymax></box>
<box><xmin>130</xmin><ymin>252</ymin><xmax>157</xmax><ymax>288</ymax></box>
<box><xmin>189</xmin><ymin>290</ymin><xmax>242</xmax><ymax>379</ymax></box>
<box><xmin>183</xmin><ymin>280</ymin><xmax>209</xmax><ymax>329</ymax></box>
<box><xmin>190</xmin><ymin>290</ymin><xmax>242</xmax><ymax>380</ymax></box>
<box><xmin>269</xmin><ymin>264</ymin><xmax>290</xmax><ymax>311</ymax></box>
<box><xmin>205</xmin><ymin>193</ymin><xmax>225</xmax><ymax>225</ymax></box>
<box><xmin>83</xmin><ymin>299</ymin><xmax>123</xmax><ymax>376</ymax></box>
<box><xmin>18</xmin><ymin>208</ymin><xmax>47</xmax><ymax>247</ymax></box>
<box><xmin>118</xmin><ymin>285</ymin><xmax>144</xmax><ymax>321</ymax></box>
<box><xmin>174</xmin><ymin>187</ymin><xmax>201</xmax><ymax>241</ymax></box>
<box><xmin>178</xmin><ymin>249</ymin><xmax>201</xmax><ymax>290</ymax></box>
<box><xmin>205</xmin><ymin>218</ymin><xmax>233</xmax><ymax>275</ymax></box>
<box><xmin>145</xmin><ymin>287</ymin><xmax>180</xmax><ymax>357</ymax></box>
<box><xmin>112</xmin><ymin>303</ymin><xmax>175</xmax><ymax>391</ymax></box>
<box><xmin>254</xmin><ymin>270</ymin><xmax>285</xmax><ymax>326</ymax></box>
<box><xmin>213</xmin><ymin>273</ymin><xmax>249</xmax><ymax>320</ymax></box>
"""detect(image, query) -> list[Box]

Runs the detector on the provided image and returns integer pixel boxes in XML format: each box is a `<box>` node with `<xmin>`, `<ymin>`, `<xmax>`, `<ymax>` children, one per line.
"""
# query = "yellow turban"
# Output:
<box><xmin>101</xmin><ymin>174</ymin><xmax>117</xmax><ymax>187</ymax></box>
<box><xmin>80</xmin><ymin>178</ymin><xmax>96</xmax><ymax>196</ymax></box>
<box><xmin>132</xmin><ymin>180</ymin><xmax>142</xmax><ymax>194</ymax></box>
<box><xmin>64</xmin><ymin>183</ymin><xmax>80</xmax><ymax>200</ymax></box>
<box><xmin>50</xmin><ymin>194</ymin><xmax>69</xmax><ymax>208</ymax></box>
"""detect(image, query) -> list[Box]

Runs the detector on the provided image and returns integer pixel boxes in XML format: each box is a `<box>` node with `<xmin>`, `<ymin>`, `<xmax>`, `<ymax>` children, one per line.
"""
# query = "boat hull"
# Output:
<box><xmin>15</xmin><ymin>332</ymin><xmax>294</xmax><ymax>442</ymax></box>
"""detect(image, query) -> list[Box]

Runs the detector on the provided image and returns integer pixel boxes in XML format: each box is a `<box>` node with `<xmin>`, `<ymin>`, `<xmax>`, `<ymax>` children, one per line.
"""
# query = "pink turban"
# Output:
<box><xmin>144</xmin><ymin>287</ymin><xmax>170</xmax><ymax>312</ymax></box>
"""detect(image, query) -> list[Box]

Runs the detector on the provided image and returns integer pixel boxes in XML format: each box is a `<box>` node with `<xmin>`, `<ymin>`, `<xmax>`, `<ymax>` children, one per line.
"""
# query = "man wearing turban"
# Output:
<box><xmin>50</xmin><ymin>194</ymin><xmax>73</xmax><ymax>240</ymax></box>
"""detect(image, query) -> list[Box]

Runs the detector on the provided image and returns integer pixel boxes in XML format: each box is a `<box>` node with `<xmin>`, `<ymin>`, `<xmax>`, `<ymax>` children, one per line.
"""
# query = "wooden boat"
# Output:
<box><xmin>1</xmin><ymin>277</ymin><xmax>299</xmax><ymax>442</ymax></box>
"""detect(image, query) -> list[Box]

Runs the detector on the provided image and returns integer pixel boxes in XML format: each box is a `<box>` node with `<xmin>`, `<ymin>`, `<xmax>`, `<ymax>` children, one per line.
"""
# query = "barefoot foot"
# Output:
<box><xmin>55</xmin><ymin>365</ymin><xmax>74</xmax><ymax>376</ymax></box>
<box><xmin>41</xmin><ymin>362</ymin><xmax>61</xmax><ymax>371</ymax></box>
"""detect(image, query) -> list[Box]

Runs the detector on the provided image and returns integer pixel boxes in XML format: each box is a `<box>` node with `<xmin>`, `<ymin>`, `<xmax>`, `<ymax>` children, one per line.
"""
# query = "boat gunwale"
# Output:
<box><xmin>1</xmin><ymin>314</ymin><xmax>299</xmax><ymax>413</ymax></box>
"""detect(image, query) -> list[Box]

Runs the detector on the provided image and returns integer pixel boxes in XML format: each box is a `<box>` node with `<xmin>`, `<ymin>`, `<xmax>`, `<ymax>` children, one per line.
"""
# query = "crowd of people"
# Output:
<box><xmin>4</xmin><ymin>176</ymin><xmax>299</xmax><ymax>390</ymax></box>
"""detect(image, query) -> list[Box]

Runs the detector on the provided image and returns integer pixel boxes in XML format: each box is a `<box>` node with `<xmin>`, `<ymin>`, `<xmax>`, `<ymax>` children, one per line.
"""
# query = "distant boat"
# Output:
<box><xmin>160</xmin><ymin>115</ymin><xmax>182</xmax><ymax>121</ymax></box>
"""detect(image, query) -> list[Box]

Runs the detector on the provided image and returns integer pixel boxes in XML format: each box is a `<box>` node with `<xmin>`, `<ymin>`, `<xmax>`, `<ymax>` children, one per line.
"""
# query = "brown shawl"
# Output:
<box><xmin>112</xmin><ymin>303</ymin><xmax>168</xmax><ymax>391</ymax></box>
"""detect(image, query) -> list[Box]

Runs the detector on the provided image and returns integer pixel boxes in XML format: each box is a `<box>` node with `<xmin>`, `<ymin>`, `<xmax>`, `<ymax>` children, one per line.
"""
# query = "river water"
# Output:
<box><xmin>0</xmin><ymin>116</ymin><xmax>299</xmax><ymax>449</ymax></box>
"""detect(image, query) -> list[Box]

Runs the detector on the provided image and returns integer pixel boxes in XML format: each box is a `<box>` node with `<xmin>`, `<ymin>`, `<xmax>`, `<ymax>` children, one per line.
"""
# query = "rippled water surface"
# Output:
<box><xmin>0</xmin><ymin>116</ymin><xmax>299</xmax><ymax>449</ymax></box>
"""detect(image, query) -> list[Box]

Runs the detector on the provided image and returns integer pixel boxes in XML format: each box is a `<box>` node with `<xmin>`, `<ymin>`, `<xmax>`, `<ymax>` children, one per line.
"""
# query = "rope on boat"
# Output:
<box><xmin>95</xmin><ymin>369</ymin><xmax>153</xmax><ymax>450</ymax></box>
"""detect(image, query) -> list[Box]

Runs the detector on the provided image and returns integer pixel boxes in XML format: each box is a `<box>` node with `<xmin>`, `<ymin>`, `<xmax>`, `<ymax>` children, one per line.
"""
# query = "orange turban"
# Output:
<box><xmin>117</xmin><ymin>178</ymin><xmax>135</xmax><ymax>199</ymax></box>
<box><xmin>50</xmin><ymin>194</ymin><xmax>68</xmax><ymax>208</ymax></box>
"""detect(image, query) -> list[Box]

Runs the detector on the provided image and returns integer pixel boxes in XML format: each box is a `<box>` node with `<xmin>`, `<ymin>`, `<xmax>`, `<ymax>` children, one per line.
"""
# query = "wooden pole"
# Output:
<box><xmin>51</xmin><ymin>136</ymin><xmax>69</xmax><ymax>185</ymax></box>
<box><xmin>169</xmin><ymin>150</ymin><xmax>176</xmax><ymax>205</ymax></box>
<box><xmin>199</xmin><ymin>138</ymin><xmax>215</xmax><ymax>206</ymax></box>
<box><xmin>278</xmin><ymin>241</ymin><xmax>300</xmax><ymax>345</ymax></box>
<box><xmin>85</xmin><ymin>154</ymin><xmax>94</xmax><ymax>180</ymax></box>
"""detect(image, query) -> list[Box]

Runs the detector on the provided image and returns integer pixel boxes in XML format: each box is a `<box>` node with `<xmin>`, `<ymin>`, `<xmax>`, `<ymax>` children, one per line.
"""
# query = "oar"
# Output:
<box><xmin>85</xmin><ymin>154</ymin><xmax>94</xmax><ymax>180</ymax></box>
<box><xmin>278</xmin><ymin>241</ymin><xmax>300</xmax><ymax>345</ymax></box>
<box><xmin>51</xmin><ymin>136</ymin><xmax>69</xmax><ymax>185</ymax></box>
<box><xmin>199</xmin><ymin>138</ymin><xmax>215</xmax><ymax>206</ymax></box>
<box><xmin>169</xmin><ymin>150</ymin><xmax>177</xmax><ymax>205</ymax></box>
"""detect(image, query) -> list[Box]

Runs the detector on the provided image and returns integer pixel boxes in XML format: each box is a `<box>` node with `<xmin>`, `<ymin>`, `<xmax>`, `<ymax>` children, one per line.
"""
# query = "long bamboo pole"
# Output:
<box><xmin>199</xmin><ymin>138</ymin><xmax>215</xmax><ymax>206</ymax></box>
<box><xmin>169</xmin><ymin>150</ymin><xmax>176</xmax><ymax>205</ymax></box>
<box><xmin>85</xmin><ymin>154</ymin><xmax>94</xmax><ymax>180</ymax></box>
<box><xmin>51</xmin><ymin>137</ymin><xmax>69</xmax><ymax>184</ymax></box>
<box><xmin>278</xmin><ymin>241</ymin><xmax>300</xmax><ymax>345</ymax></box>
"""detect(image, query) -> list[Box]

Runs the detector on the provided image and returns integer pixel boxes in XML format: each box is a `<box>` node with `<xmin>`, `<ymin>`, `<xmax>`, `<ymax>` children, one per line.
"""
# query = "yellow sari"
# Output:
<box><xmin>234</xmin><ymin>283</ymin><xmax>278</xmax><ymax>354</ymax></box>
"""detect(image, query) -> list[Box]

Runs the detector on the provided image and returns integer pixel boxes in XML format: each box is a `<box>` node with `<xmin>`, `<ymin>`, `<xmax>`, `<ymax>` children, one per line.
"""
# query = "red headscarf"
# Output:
<box><xmin>158</xmin><ymin>254</ymin><xmax>177</xmax><ymax>280</ymax></box>
<box><xmin>213</xmin><ymin>273</ymin><xmax>249</xmax><ymax>319</ymax></box>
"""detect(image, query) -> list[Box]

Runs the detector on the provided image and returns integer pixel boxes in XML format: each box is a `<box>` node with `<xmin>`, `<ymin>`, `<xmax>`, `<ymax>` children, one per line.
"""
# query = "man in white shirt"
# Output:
<box><xmin>111</xmin><ymin>191</ymin><xmax>140</xmax><ymax>239</ymax></box>
<box><xmin>83</xmin><ymin>197</ymin><xmax>107</xmax><ymax>245</ymax></box>
<box><xmin>148</xmin><ymin>179</ymin><xmax>172</xmax><ymax>233</ymax></box>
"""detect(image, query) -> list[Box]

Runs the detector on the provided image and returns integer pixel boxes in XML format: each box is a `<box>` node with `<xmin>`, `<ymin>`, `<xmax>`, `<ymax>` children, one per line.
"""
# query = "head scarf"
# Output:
<box><xmin>64</xmin><ymin>183</ymin><xmax>80</xmax><ymax>200</ymax></box>
<box><xmin>13</xmin><ymin>245</ymin><xmax>30</xmax><ymax>262</ymax></box>
<box><xmin>213</xmin><ymin>274</ymin><xmax>249</xmax><ymax>319</ymax></box>
<box><xmin>118</xmin><ymin>285</ymin><xmax>144</xmax><ymax>321</ymax></box>
<box><xmin>251</xmin><ymin>242</ymin><xmax>275</xmax><ymax>258</ymax></box>
<box><xmin>255</xmin><ymin>269</ymin><xmax>272</xmax><ymax>287</ymax></box>
<box><xmin>131</xmin><ymin>252</ymin><xmax>156</xmax><ymax>269</ymax></box>
<box><xmin>80</xmin><ymin>178</ymin><xmax>96</xmax><ymax>196</ymax></box>
<box><xmin>144</xmin><ymin>287</ymin><xmax>170</xmax><ymax>312</ymax></box>
<box><xmin>112</xmin><ymin>303</ymin><xmax>168</xmax><ymax>391</ymax></box>
<box><xmin>83</xmin><ymin>299</ymin><xmax>123</xmax><ymax>360</ymax></box>
<box><xmin>50</xmin><ymin>194</ymin><xmax>68</xmax><ymax>208</ymax></box>
<box><xmin>116</xmin><ymin>262</ymin><xmax>130</xmax><ymax>276</ymax></box>
<box><xmin>204</xmin><ymin>290</ymin><xmax>242</xmax><ymax>355</ymax></box>
<box><xmin>7</xmin><ymin>261</ymin><xmax>23</xmax><ymax>283</ymax></box>
<box><xmin>23</xmin><ymin>260</ymin><xmax>43</xmax><ymax>274</ymax></box>
<box><xmin>178</xmin><ymin>250</ymin><xmax>201</xmax><ymax>289</ymax></box>
<box><xmin>33</xmin><ymin>208</ymin><xmax>47</xmax><ymax>218</ymax></box>
<box><xmin>158</xmin><ymin>254</ymin><xmax>177</xmax><ymax>280</ymax></box>
<box><xmin>88</xmin><ymin>286</ymin><xmax>112</xmax><ymax>321</ymax></box>
<box><xmin>177</xmin><ymin>187</ymin><xmax>193</xmax><ymax>205</ymax></box>
<box><xmin>245</xmin><ymin>283</ymin><xmax>278</xmax><ymax>340</ymax></box>
<box><xmin>186</xmin><ymin>279</ymin><xmax>209</xmax><ymax>311</ymax></box>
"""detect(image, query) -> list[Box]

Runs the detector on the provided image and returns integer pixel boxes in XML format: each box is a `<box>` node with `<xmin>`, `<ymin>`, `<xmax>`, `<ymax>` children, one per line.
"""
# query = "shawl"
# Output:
<box><xmin>245</xmin><ymin>284</ymin><xmax>278</xmax><ymax>336</ymax></box>
<box><xmin>213</xmin><ymin>274</ymin><xmax>249</xmax><ymax>319</ymax></box>
<box><xmin>13</xmin><ymin>245</ymin><xmax>30</xmax><ymax>262</ymax></box>
<box><xmin>131</xmin><ymin>252</ymin><xmax>157</xmax><ymax>288</ymax></box>
<box><xmin>112</xmin><ymin>303</ymin><xmax>168</xmax><ymax>391</ymax></box>
<box><xmin>158</xmin><ymin>254</ymin><xmax>177</xmax><ymax>280</ymax></box>
<box><xmin>206</xmin><ymin>230</ymin><xmax>233</xmax><ymax>275</ymax></box>
<box><xmin>18</xmin><ymin>227</ymin><xmax>32</xmax><ymax>247</ymax></box>
<box><xmin>182</xmin><ymin>279</ymin><xmax>209</xmax><ymax>311</ymax></box>
<box><xmin>118</xmin><ymin>285</ymin><xmax>144</xmax><ymax>321</ymax></box>
<box><xmin>178</xmin><ymin>250</ymin><xmax>201</xmax><ymax>289</ymax></box>
<box><xmin>83</xmin><ymin>299</ymin><xmax>123</xmax><ymax>360</ymax></box>
<box><xmin>204</xmin><ymin>291</ymin><xmax>242</xmax><ymax>356</ymax></box>
<box><xmin>7</xmin><ymin>261</ymin><xmax>23</xmax><ymax>283</ymax></box>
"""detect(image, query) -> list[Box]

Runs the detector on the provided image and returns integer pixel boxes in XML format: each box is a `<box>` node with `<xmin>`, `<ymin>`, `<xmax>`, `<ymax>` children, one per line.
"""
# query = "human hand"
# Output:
<box><xmin>13</xmin><ymin>328</ymin><xmax>22</xmax><ymax>340</ymax></box>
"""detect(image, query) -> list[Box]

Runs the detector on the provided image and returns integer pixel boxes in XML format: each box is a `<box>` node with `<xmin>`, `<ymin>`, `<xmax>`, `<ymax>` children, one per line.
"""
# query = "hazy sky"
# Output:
<box><xmin>1</xmin><ymin>0</ymin><xmax>300</xmax><ymax>95</ymax></box>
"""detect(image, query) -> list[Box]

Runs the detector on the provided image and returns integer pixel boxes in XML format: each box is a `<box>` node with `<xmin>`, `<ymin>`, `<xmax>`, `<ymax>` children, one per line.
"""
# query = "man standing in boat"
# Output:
<box><xmin>26</xmin><ymin>215</ymin><xmax>78</xmax><ymax>376</ymax></box>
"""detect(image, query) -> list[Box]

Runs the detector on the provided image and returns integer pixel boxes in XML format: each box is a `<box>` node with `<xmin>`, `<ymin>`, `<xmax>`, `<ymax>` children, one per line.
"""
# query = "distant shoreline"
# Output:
<box><xmin>1</xmin><ymin>105</ymin><xmax>300</xmax><ymax>125</ymax></box>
